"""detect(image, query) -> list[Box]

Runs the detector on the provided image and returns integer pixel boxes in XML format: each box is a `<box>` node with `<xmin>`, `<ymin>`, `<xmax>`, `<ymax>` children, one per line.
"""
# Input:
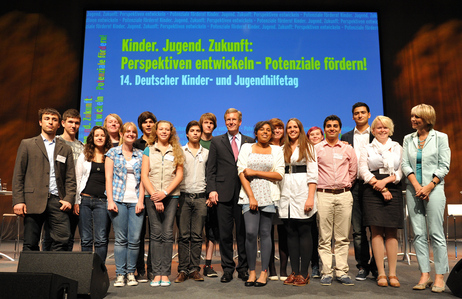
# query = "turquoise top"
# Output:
<box><xmin>416</xmin><ymin>148</ymin><xmax>422</xmax><ymax>184</ymax></box>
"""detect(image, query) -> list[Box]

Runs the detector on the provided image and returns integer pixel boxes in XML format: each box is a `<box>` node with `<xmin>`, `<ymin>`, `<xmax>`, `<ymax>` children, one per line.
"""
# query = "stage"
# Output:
<box><xmin>0</xmin><ymin>240</ymin><xmax>460</xmax><ymax>298</ymax></box>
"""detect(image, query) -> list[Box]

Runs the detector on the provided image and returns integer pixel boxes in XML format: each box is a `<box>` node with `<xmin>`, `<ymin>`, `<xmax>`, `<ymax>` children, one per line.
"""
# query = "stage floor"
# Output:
<box><xmin>1</xmin><ymin>240</ymin><xmax>460</xmax><ymax>298</ymax></box>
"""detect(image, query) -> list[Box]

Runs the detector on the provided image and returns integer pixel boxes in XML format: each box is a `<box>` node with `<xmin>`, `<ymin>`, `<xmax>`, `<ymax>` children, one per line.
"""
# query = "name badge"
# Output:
<box><xmin>165</xmin><ymin>155</ymin><xmax>174</xmax><ymax>162</ymax></box>
<box><xmin>333</xmin><ymin>153</ymin><xmax>343</xmax><ymax>160</ymax></box>
<box><xmin>56</xmin><ymin>155</ymin><xmax>66</xmax><ymax>163</ymax></box>
<box><xmin>379</xmin><ymin>168</ymin><xmax>389</xmax><ymax>175</ymax></box>
<box><xmin>198</xmin><ymin>155</ymin><xmax>204</xmax><ymax>162</ymax></box>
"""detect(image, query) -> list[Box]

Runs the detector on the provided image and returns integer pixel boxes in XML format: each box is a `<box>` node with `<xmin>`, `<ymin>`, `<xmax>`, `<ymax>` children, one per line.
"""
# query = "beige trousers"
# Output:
<box><xmin>317</xmin><ymin>191</ymin><xmax>353</xmax><ymax>277</ymax></box>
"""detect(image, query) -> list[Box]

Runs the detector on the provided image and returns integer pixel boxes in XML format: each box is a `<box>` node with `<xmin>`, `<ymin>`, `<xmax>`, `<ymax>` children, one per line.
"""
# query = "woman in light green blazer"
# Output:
<box><xmin>402</xmin><ymin>104</ymin><xmax>450</xmax><ymax>293</ymax></box>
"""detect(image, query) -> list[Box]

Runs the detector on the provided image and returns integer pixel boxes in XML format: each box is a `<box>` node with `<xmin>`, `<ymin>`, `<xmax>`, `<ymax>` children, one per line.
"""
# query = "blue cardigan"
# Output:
<box><xmin>401</xmin><ymin>129</ymin><xmax>450</xmax><ymax>186</ymax></box>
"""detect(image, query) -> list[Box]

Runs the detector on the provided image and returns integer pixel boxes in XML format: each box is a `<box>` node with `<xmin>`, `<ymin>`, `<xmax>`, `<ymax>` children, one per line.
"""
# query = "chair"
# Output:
<box><xmin>447</xmin><ymin>204</ymin><xmax>462</xmax><ymax>259</ymax></box>
<box><xmin>0</xmin><ymin>213</ymin><xmax>21</xmax><ymax>261</ymax></box>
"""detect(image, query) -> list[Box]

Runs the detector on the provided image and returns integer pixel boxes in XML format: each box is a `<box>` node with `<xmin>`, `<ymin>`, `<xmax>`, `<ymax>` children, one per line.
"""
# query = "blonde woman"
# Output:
<box><xmin>359</xmin><ymin>116</ymin><xmax>403</xmax><ymax>288</ymax></box>
<box><xmin>104</xmin><ymin>113</ymin><xmax>123</xmax><ymax>147</ymax></box>
<box><xmin>106</xmin><ymin>122</ymin><xmax>145</xmax><ymax>287</ymax></box>
<box><xmin>141</xmin><ymin>120</ymin><xmax>184</xmax><ymax>287</ymax></box>
<box><xmin>402</xmin><ymin>104</ymin><xmax>450</xmax><ymax>293</ymax></box>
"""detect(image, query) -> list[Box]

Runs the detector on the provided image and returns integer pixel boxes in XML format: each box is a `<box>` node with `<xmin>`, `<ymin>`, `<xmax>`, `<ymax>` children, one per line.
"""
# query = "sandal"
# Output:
<box><xmin>377</xmin><ymin>275</ymin><xmax>388</xmax><ymax>287</ymax></box>
<box><xmin>388</xmin><ymin>276</ymin><xmax>400</xmax><ymax>288</ymax></box>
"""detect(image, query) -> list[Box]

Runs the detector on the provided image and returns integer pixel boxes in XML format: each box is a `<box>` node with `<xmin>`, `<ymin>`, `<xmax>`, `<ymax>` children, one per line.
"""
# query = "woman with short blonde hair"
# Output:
<box><xmin>402</xmin><ymin>104</ymin><xmax>450</xmax><ymax>293</ymax></box>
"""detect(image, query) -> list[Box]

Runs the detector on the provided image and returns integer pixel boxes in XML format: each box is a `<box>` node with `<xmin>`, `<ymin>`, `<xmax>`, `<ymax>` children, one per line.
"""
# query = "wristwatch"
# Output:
<box><xmin>163</xmin><ymin>190</ymin><xmax>168</xmax><ymax>196</ymax></box>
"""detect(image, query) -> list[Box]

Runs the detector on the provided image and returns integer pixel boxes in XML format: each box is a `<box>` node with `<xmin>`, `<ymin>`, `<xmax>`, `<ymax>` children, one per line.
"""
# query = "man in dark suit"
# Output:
<box><xmin>340</xmin><ymin>102</ymin><xmax>377</xmax><ymax>280</ymax></box>
<box><xmin>12</xmin><ymin>108</ymin><xmax>76</xmax><ymax>251</ymax></box>
<box><xmin>206</xmin><ymin>108</ymin><xmax>254</xmax><ymax>283</ymax></box>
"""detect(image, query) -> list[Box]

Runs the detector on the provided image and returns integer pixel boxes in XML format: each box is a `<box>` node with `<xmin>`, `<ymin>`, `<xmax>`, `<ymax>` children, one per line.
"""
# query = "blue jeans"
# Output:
<box><xmin>108</xmin><ymin>201</ymin><xmax>145</xmax><ymax>275</ymax></box>
<box><xmin>79</xmin><ymin>195</ymin><xmax>109</xmax><ymax>262</ymax></box>
<box><xmin>145</xmin><ymin>196</ymin><xmax>178</xmax><ymax>276</ymax></box>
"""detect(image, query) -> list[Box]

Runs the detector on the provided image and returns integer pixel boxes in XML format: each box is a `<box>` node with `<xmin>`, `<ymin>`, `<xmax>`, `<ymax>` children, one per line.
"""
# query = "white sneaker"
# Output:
<box><xmin>127</xmin><ymin>273</ymin><xmax>138</xmax><ymax>286</ymax></box>
<box><xmin>114</xmin><ymin>274</ymin><xmax>125</xmax><ymax>287</ymax></box>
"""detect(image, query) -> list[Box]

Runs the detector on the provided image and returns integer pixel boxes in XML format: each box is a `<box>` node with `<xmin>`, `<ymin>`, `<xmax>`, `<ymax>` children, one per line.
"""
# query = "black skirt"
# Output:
<box><xmin>362</xmin><ymin>171</ymin><xmax>404</xmax><ymax>228</ymax></box>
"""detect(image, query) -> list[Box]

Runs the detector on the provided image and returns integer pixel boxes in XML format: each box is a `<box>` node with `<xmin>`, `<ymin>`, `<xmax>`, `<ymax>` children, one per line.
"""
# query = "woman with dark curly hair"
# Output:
<box><xmin>75</xmin><ymin>126</ymin><xmax>112</xmax><ymax>262</ymax></box>
<box><xmin>237</xmin><ymin>121</ymin><xmax>284</xmax><ymax>287</ymax></box>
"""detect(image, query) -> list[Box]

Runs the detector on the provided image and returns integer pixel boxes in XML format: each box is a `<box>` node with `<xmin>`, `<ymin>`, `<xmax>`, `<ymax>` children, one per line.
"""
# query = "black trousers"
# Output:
<box><xmin>284</xmin><ymin>218</ymin><xmax>314</xmax><ymax>278</ymax></box>
<box><xmin>23</xmin><ymin>195</ymin><xmax>71</xmax><ymax>251</ymax></box>
<box><xmin>136</xmin><ymin>214</ymin><xmax>152</xmax><ymax>274</ymax></box>
<box><xmin>216</xmin><ymin>200</ymin><xmax>248</xmax><ymax>273</ymax></box>
<box><xmin>351</xmin><ymin>181</ymin><xmax>377</xmax><ymax>272</ymax></box>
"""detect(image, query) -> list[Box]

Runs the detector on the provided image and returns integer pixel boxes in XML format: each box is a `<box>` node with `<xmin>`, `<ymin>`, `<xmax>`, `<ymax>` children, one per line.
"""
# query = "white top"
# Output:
<box><xmin>359</xmin><ymin>138</ymin><xmax>403</xmax><ymax>184</ymax></box>
<box><xmin>123</xmin><ymin>159</ymin><xmax>138</xmax><ymax>203</ymax></box>
<box><xmin>353</xmin><ymin>126</ymin><xmax>371</xmax><ymax>178</ymax></box>
<box><xmin>237</xmin><ymin>143</ymin><xmax>284</xmax><ymax>205</ymax></box>
<box><xmin>279</xmin><ymin>145</ymin><xmax>318</xmax><ymax>219</ymax></box>
<box><xmin>75</xmin><ymin>153</ymin><xmax>91</xmax><ymax>205</ymax></box>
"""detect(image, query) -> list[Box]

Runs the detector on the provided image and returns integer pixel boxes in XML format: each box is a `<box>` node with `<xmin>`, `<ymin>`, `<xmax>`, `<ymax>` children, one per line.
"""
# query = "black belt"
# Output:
<box><xmin>181</xmin><ymin>192</ymin><xmax>206</xmax><ymax>199</ymax></box>
<box><xmin>317</xmin><ymin>188</ymin><xmax>350</xmax><ymax>195</ymax></box>
<box><xmin>47</xmin><ymin>193</ymin><xmax>59</xmax><ymax>199</ymax></box>
<box><xmin>285</xmin><ymin>165</ymin><xmax>307</xmax><ymax>174</ymax></box>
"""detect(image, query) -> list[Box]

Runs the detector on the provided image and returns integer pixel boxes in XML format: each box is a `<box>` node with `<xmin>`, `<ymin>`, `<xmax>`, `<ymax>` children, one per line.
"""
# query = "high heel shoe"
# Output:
<box><xmin>245</xmin><ymin>280</ymin><xmax>255</xmax><ymax>287</ymax></box>
<box><xmin>431</xmin><ymin>282</ymin><xmax>445</xmax><ymax>293</ymax></box>
<box><xmin>413</xmin><ymin>277</ymin><xmax>433</xmax><ymax>290</ymax></box>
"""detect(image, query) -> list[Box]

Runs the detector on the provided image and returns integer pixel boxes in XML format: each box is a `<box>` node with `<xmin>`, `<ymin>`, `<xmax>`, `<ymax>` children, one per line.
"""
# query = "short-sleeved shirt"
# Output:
<box><xmin>58</xmin><ymin>135</ymin><xmax>84</xmax><ymax>165</ymax></box>
<box><xmin>105</xmin><ymin>145</ymin><xmax>143</xmax><ymax>202</ymax></box>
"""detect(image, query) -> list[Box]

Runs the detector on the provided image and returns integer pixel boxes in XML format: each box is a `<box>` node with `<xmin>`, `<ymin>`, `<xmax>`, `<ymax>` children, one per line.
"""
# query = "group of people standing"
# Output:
<box><xmin>12</xmin><ymin>102</ymin><xmax>450</xmax><ymax>293</ymax></box>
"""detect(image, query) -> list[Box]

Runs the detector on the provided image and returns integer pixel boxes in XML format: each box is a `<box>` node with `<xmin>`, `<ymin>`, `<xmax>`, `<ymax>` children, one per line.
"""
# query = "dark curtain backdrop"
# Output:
<box><xmin>1</xmin><ymin>0</ymin><xmax>461</xmax><ymax>239</ymax></box>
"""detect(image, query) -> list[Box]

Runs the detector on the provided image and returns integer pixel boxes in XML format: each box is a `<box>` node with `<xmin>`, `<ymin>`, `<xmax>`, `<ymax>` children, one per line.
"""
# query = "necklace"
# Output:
<box><xmin>418</xmin><ymin>137</ymin><xmax>426</xmax><ymax>149</ymax></box>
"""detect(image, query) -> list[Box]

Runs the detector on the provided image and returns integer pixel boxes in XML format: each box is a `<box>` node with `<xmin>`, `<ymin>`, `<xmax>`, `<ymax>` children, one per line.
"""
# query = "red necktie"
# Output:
<box><xmin>231</xmin><ymin>135</ymin><xmax>239</xmax><ymax>161</ymax></box>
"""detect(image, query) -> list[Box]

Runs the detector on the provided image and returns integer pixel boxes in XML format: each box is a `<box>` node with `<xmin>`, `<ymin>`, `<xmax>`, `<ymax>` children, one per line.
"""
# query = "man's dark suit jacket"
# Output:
<box><xmin>12</xmin><ymin>135</ymin><xmax>76</xmax><ymax>214</ymax></box>
<box><xmin>341</xmin><ymin>129</ymin><xmax>374</xmax><ymax>147</ymax></box>
<box><xmin>206</xmin><ymin>133</ymin><xmax>254</xmax><ymax>203</ymax></box>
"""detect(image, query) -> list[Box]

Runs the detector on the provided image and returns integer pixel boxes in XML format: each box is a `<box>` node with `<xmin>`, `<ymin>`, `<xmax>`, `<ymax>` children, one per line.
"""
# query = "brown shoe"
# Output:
<box><xmin>377</xmin><ymin>275</ymin><xmax>388</xmax><ymax>287</ymax></box>
<box><xmin>388</xmin><ymin>276</ymin><xmax>400</xmax><ymax>288</ymax></box>
<box><xmin>283</xmin><ymin>273</ymin><xmax>296</xmax><ymax>285</ymax></box>
<box><xmin>174</xmin><ymin>272</ymin><xmax>188</xmax><ymax>283</ymax></box>
<box><xmin>189</xmin><ymin>270</ymin><xmax>204</xmax><ymax>281</ymax></box>
<box><xmin>293</xmin><ymin>274</ymin><xmax>310</xmax><ymax>286</ymax></box>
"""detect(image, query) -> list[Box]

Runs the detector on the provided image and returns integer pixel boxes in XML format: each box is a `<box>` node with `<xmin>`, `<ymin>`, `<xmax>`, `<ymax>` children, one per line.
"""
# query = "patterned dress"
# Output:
<box><xmin>244</xmin><ymin>153</ymin><xmax>275</xmax><ymax>213</ymax></box>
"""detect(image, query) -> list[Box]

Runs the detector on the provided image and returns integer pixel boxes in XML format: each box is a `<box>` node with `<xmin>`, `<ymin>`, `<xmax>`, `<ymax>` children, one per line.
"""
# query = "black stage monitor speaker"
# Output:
<box><xmin>0</xmin><ymin>272</ymin><xmax>78</xmax><ymax>299</ymax></box>
<box><xmin>17</xmin><ymin>251</ymin><xmax>109</xmax><ymax>299</ymax></box>
<box><xmin>447</xmin><ymin>258</ymin><xmax>462</xmax><ymax>297</ymax></box>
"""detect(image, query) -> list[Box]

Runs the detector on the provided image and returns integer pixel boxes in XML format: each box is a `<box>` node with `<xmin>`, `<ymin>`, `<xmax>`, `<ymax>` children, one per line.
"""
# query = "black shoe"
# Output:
<box><xmin>238</xmin><ymin>270</ymin><xmax>249</xmax><ymax>281</ymax></box>
<box><xmin>245</xmin><ymin>280</ymin><xmax>255</xmax><ymax>287</ymax></box>
<box><xmin>255</xmin><ymin>281</ymin><xmax>267</xmax><ymax>287</ymax></box>
<box><xmin>221</xmin><ymin>272</ymin><xmax>233</xmax><ymax>283</ymax></box>
<box><xmin>203</xmin><ymin>265</ymin><xmax>218</xmax><ymax>277</ymax></box>
<box><xmin>135</xmin><ymin>272</ymin><xmax>149</xmax><ymax>283</ymax></box>
<box><xmin>355</xmin><ymin>268</ymin><xmax>369</xmax><ymax>281</ymax></box>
